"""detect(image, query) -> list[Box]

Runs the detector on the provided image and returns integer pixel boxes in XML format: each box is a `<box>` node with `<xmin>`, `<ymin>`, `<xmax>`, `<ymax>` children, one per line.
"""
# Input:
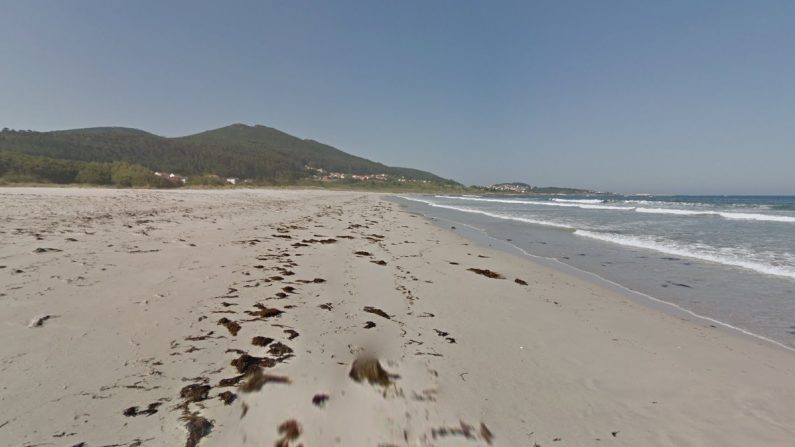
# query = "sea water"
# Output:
<box><xmin>395</xmin><ymin>194</ymin><xmax>795</xmax><ymax>349</ymax></box>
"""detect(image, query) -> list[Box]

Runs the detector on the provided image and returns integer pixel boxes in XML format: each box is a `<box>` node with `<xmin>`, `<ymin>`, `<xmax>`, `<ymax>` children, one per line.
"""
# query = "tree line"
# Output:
<box><xmin>0</xmin><ymin>151</ymin><xmax>177</xmax><ymax>187</ymax></box>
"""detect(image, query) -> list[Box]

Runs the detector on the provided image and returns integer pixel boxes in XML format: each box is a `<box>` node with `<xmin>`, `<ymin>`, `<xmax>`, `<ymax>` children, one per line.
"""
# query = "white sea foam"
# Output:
<box><xmin>401</xmin><ymin>197</ymin><xmax>574</xmax><ymax>229</ymax></box>
<box><xmin>436</xmin><ymin>195</ymin><xmax>630</xmax><ymax>210</ymax></box>
<box><xmin>634</xmin><ymin>207</ymin><xmax>707</xmax><ymax>216</ymax></box>
<box><xmin>717</xmin><ymin>212</ymin><xmax>795</xmax><ymax>222</ymax></box>
<box><xmin>623</xmin><ymin>199</ymin><xmax>699</xmax><ymax>207</ymax></box>
<box><xmin>551</xmin><ymin>198</ymin><xmax>606</xmax><ymax>204</ymax></box>
<box><xmin>634</xmin><ymin>208</ymin><xmax>795</xmax><ymax>222</ymax></box>
<box><xmin>437</xmin><ymin>195</ymin><xmax>795</xmax><ymax>223</ymax></box>
<box><xmin>575</xmin><ymin>230</ymin><xmax>795</xmax><ymax>280</ymax></box>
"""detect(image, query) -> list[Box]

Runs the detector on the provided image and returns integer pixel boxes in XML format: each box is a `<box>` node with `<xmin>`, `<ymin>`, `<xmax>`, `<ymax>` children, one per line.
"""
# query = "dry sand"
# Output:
<box><xmin>1</xmin><ymin>187</ymin><xmax>794</xmax><ymax>447</ymax></box>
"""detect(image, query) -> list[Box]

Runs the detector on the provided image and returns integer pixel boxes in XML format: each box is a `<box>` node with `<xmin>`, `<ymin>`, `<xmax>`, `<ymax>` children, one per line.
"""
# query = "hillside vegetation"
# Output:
<box><xmin>0</xmin><ymin>150</ymin><xmax>176</xmax><ymax>187</ymax></box>
<box><xmin>0</xmin><ymin>124</ymin><xmax>457</xmax><ymax>186</ymax></box>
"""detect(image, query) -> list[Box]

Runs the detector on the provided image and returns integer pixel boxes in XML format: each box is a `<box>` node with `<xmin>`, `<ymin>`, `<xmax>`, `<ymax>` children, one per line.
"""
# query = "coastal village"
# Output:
<box><xmin>483</xmin><ymin>182</ymin><xmax>534</xmax><ymax>193</ymax></box>
<box><xmin>153</xmin><ymin>172</ymin><xmax>243</xmax><ymax>185</ymax></box>
<box><xmin>152</xmin><ymin>166</ymin><xmax>433</xmax><ymax>186</ymax></box>
<box><xmin>480</xmin><ymin>182</ymin><xmax>603</xmax><ymax>195</ymax></box>
<box><xmin>305</xmin><ymin>166</ymin><xmax>431</xmax><ymax>184</ymax></box>
<box><xmin>151</xmin><ymin>170</ymin><xmax>591</xmax><ymax>193</ymax></box>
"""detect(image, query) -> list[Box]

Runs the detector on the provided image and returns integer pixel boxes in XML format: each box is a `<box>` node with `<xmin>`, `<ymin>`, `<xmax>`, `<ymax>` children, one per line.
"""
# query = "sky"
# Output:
<box><xmin>1</xmin><ymin>0</ymin><xmax>794</xmax><ymax>194</ymax></box>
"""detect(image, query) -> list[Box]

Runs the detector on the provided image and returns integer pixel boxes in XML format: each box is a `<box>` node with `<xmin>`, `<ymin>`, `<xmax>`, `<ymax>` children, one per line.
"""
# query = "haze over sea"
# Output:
<box><xmin>399</xmin><ymin>194</ymin><xmax>795</xmax><ymax>348</ymax></box>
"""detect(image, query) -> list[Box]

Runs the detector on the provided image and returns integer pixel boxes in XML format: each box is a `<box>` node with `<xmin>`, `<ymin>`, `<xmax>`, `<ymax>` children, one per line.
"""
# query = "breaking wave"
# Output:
<box><xmin>436</xmin><ymin>196</ymin><xmax>795</xmax><ymax>223</ymax></box>
<box><xmin>575</xmin><ymin>230</ymin><xmax>795</xmax><ymax>280</ymax></box>
<box><xmin>400</xmin><ymin>197</ymin><xmax>574</xmax><ymax>230</ymax></box>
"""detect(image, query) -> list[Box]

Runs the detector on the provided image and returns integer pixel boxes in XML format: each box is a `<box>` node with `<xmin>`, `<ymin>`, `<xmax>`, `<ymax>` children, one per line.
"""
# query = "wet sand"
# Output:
<box><xmin>1</xmin><ymin>187</ymin><xmax>795</xmax><ymax>446</ymax></box>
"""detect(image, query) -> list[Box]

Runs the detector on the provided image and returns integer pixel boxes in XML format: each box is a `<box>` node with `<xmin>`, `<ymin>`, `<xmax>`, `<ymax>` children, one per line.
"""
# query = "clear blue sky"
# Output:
<box><xmin>1</xmin><ymin>1</ymin><xmax>793</xmax><ymax>194</ymax></box>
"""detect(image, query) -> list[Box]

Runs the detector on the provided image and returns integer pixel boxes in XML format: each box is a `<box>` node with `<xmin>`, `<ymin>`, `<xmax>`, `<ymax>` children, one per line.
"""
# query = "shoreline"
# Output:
<box><xmin>397</xmin><ymin>199</ymin><xmax>795</xmax><ymax>354</ymax></box>
<box><xmin>2</xmin><ymin>187</ymin><xmax>795</xmax><ymax>446</ymax></box>
<box><xmin>396</xmin><ymin>194</ymin><xmax>795</xmax><ymax>351</ymax></box>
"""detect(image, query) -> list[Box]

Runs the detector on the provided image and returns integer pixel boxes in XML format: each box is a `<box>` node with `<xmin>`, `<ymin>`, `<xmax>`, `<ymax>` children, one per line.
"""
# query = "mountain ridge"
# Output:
<box><xmin>0</xmin><ymin>124</ymin><xmax>456</xmax><ymax>185</ymax></box>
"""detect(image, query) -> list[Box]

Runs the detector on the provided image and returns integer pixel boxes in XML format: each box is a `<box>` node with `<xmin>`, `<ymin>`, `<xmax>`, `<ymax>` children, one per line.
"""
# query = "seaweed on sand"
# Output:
<box><xmin>467</xmin><ymin>268</ymin><xmax>504</xmax><ymax>279</ymax></box>
<box><xmin>363</xmin><ymin>306</ymin><xmax>391</xmax><ymax>320</ymax></box>
<box><xmin>246</xmin><ymin>305</ymin><xmax>283</xmax><ymax>319</ymax></box>
<box><xmin>181</xmin><ymin>413</ymin><xmax>213</xmax><ymax>447</ymax></box>
<box><xmin>268</xmin><ymin>342</ymin><xmax>293</xmax><ymax>357</ymax></box>
<box><xmin>231</xmin><ymin>354</ymin><xmax>276</xmax><ymax>374</ymax></box>
<box><xmin>239</xmin><ymin>368</ymin><xmax>291</xmax><ymax>393</ymax></box>
<box><xmin>180</xmin><ymin>384</ymin><xmax>211</xmax><ymax>403</ymax></box>
<box><xmin>217</xmin><ymin>318</ymin><xmax>241</xmax><ymax>336</ymax></box>
<box><xmin>312</xmin><ymin>394</ymin><xmax>329</xmax><ymax>407</ymax></box>
<box><xmin>348</xmin><ymin>356</ymin><xmax>397</xmax><ymax>386</ymax></box>
<box><xmin>252</xmin><ymin>336</ymin><xmax>274</xmax><ymax>347</ymax></box>
<box><xmin>275</xmin><ymin>419</ymin><xmax>302</xmax><ymax>447</ymax></box>
<box><xmin>217</xmin><ymin>391</ymin><xmax>236</xmax><ymax>405</ymax></box>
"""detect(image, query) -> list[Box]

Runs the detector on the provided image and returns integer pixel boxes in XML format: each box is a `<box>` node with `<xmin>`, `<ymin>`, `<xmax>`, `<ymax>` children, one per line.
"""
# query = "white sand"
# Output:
<box><xmin>1</xmin><ymin>187</ymin><xmax>794</xmax><ymax>447</ymax></box>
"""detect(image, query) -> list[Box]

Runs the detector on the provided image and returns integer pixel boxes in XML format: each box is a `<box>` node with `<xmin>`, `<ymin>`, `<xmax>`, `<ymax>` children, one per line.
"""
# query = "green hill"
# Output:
<box><xmin>0</xmin><ymin>124</ymin><xmax>457</xmax><ymax>185</ymax></box>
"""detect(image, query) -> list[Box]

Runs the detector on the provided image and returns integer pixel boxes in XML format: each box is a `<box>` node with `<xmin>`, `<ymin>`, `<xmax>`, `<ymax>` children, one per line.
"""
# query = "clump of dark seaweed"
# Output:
<box><xmin>302</xmin><ymin>238</ymin><xmax>337</xmax><ymax>244</ymax></box>
<box><xmin>431</xmin><ymin>421</ymin><xmax>477</xmax><ymax>442</ymax></box>
<box><xmin>122</xmin><ymin>402</ymin><xmax>161</xmax><ymax>417</ymax></box>
<box><xmin>363</xmin><ymin>306</ymin><xmax>391</xmax><ymax>320</ymax></box>
<box><xmin>467</xmin><ymin>268</ymin><xmax>504</xmax><ymax>279</ymax></box>
<box><xmin>246</xmin><ymin>305</ymin><xmax>283</xmax><ymax>319</ymax></box>
<box><xmin>515</xmin><ymin>278</ymin><xmax>528</xmax><ymax>285</ymax></box>
<box><xmin>32</xmin><ymin>247</ymin><xmax>62</xmax><ymax>254</ymax></box>
<box><xmin>180</xmin><ymin>384</ymin><xmax>211</xmax><ymax>403</ymax></box>
<box><xmin>275</xmin><ymin>419</ymin><xmax>302</xmax><ymax>447</ymax></box>
<box><xmin>218</xmin><ymin>374</ymin><xmax>246</xmax><ymax>387</ymax></box>
<box><xmin>268</xmin><ymin>342</ymin><xmax>293</xmax><ymax>357</ymax></box>
<box><xmin>312</xmin><ymin>394</ymin><xmax>329</xmax><ymax>407</ymax></box>
<box><xmin>182</xmin><ymin>413</ymin><xmax>213</xmax><ymax>447</ymax></box>
<box><xmin>217</xmin><ymin>318</ymin><xmax>241</xmax><ymax>336</ymax></box>
<box><xmin>231</xmin><ymin>354</ymin><xmax>275</xmax><ymax>374</ymax></box>
<box><xmin>348</xmin><ymin>356</ymin><xmax>397</xmax><ymax>387</ymax></box>
<box><xmin>218</xmin><ymin>391</ymin><xmax>236</xmax><ymax>405</ymax></box>
<box><xmin>252</xmin><ymin>336</ymin><xmax>274</xmax><ymax>347</ymax></box>
<box><xmin>284</xmin><ymin>329</ymin><xmax>299</xmax><ymax>340</ymax></box>
<box><xmin>239</xmin><ymin>368</ymin><xmax>291</xmax><ymax>393</ymax></box>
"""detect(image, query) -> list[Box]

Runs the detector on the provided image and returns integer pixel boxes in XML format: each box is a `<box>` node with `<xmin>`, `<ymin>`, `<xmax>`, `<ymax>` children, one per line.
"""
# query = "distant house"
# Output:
<box><xmin>168</xmin><ymin>173</ymin><xmax>187</xmax><ymax>184</ymax></box>
<box><xmin>154</xmin><ymin>171</ymin><xmax>186</xmax><ymax>184</ymax></box>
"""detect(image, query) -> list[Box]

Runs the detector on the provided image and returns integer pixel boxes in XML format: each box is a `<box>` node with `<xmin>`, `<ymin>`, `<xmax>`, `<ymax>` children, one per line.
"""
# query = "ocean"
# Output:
<box><xmin>395</xmin><ymin>194</ymin><xmax>795</xmax><ymax>349</ymax></box>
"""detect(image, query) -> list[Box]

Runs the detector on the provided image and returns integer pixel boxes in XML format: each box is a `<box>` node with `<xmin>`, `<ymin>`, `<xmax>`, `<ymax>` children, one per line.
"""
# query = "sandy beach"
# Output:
<box><xmin>1</xmin><ymin>187</ymin><xmax>795</xmax><ymax>447</ymax></box>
